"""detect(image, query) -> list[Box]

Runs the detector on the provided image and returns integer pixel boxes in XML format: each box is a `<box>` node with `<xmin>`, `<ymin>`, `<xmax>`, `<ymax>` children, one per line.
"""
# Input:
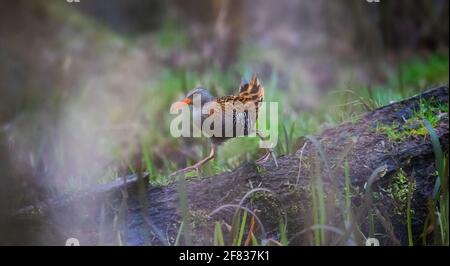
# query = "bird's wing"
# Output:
<box><xmin>209</xmin><ymin>96</ymin><xmax>258</xmax><ymax>135</ymax></box>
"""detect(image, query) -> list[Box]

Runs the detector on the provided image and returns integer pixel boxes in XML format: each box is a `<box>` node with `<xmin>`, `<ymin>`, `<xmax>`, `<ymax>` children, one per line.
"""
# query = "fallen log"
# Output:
<box><xmin>17</xmin><ymin>86</ymin><xmax>449</xmax><ymax>246</ymax></box>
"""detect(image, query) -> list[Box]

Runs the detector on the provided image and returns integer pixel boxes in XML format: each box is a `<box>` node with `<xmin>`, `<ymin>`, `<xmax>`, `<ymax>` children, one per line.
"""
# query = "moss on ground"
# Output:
<box><xmin>382</xmin><ymin>169</ymin><xmax>416</xmax><ymax>218</ymax></box>
<box><xmin>376</xmin><ymin>97</ymin><xmax>448</xmax><ymax>142</ymax></box>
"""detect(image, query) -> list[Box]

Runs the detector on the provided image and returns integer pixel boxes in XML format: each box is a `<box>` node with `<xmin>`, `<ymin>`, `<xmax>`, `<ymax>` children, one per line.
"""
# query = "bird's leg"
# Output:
<box><xmin>255</xmin><ymin>130</ymin><xmax>278</xmax><ymax>168</ymax></box>
<box><xmin>170</xmin><ymin>144</ymin><xmax>217</xmax><ymax>176</ymax></box>
<box><xmin>191</xmin><ymin>143</ymin><xmax>217</xmax><ymax>171</ymax></box>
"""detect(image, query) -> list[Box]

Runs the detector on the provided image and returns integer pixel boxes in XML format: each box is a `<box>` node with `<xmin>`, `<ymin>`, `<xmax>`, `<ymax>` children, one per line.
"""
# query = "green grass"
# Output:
<box><xmin>395</xmin><ymin>54</ymin><xmax>449</xmax><ymax>91</ymax></box>
<box><xmin>382</xmin><ymin>169</ymin><xmax>416</xmax><ymax>217</ymax></box>
<box><xmin>155</xmin><ymin>20</ymin><xmax>189</xmax><ymax>51</ymax></box>
<box><xmin>406</xmin><ymin>174</ymin><xmax>414</xmax><ymax>246</ymax></box>
<box><xmin>424</xmin><ymin>119</ymin><xmax>449</xmax><ymax>245</ymax></box>
<box><xmin>213</xmin><ymin>221</ymin><xmax>225</xmax><ymax>246</ymax></box>
<box><xmin>376</xmin><ymin>97</ymin><xmax>448</xmax><ymax>142</ymax></box>
<box><xmin>344</xmin><ymin>159</ymin><xmax>352</xmax><ymax>223</ymax></box>
<box><xmin>76</xmin><ymin>12</ymin><xmax>450</xmax><ymax>246</ymax></box>
<box><xmin>15</xmin><ymin>5</ymin><xmax>449</xmax><ymax>245</ymax></box>
<box><xmin>129</xmin><ymin>48</ymin><xmax>448</xmax><ymax>187</ymax></box>
<box><xmin>202</xmin><ymin>78</ymin><xmax>448</xmax><ymax>245</ymax></box>
<box><xmin>308</xmin><ymin>136</ymin><xmax>329</xmax><ymax>245</ymax></box>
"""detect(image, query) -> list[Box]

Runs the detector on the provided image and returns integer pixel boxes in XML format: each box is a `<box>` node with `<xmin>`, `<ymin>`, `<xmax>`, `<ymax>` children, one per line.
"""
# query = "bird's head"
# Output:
<box><xmin>175</xmin><ymin>87</ymin><xmax>213</xmax><ymax>110</ymax></box>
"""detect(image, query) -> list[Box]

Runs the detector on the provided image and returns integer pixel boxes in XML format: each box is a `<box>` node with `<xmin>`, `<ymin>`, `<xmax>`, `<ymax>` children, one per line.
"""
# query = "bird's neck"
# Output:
<box><xmin>192</xmin><ymin>98</ymin><xmax>213</xmax><ymax>129</ymax></box>
<box><xmin>192</xmin><ymin>102</ymin><xmax>212</xmax><ymax>124</ymax></box>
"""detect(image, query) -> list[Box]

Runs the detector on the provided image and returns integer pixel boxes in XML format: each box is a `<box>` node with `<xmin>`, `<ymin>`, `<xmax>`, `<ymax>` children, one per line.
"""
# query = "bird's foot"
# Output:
<box><xmin>170</xmin><ymin>166</ymin><xmax>198</xmax><ymax>176</ymax></box>
<box><xmin>169</xmin><ymin>164</ymin><xmax>200</xmax><ymax>177</ymax></box>
<box><xmin>255</xmin><ymin>149</ymin><xmax>279</xmax><ymax>168</ymax></box>
<box><xmin>255</xmin><ymin>152</ymin><xmax>270</xmax><ymax>164</ymax></box>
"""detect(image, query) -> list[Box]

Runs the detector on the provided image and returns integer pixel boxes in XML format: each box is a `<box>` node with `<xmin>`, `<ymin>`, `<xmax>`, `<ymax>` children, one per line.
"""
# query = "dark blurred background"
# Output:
<box><xmin>0</xmin><ymin>0</ymin><xmax>448</xmax><ymax>245</ymax></box>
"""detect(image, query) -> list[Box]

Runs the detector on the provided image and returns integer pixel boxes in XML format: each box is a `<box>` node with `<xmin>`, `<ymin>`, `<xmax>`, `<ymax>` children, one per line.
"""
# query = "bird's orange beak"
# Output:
<box><xmin>174</xmin><ymin>98</ymin><xmax>191</xmax><ymax>110</ymax></box>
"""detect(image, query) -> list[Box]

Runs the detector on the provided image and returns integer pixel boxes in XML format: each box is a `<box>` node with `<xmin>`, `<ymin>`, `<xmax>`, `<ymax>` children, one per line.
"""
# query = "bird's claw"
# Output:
<box><xmin>255</xmin><ymin>152</ymin><xmax>270</xmax><ymax>164</ymax></box>
<box><xmin>271</xmin><ymin>151</ymin><xmax>279</xmax><ymax>168</ymax></box>
<box><xmin>169</xmin><ymin>165</ymin><xmax>200</xmax><ymax>177</ymax></box>
<box><xmin>255</xmin><ymin>149</ymin><xmax>278</xmax><ymax>168</ymax></box>
<box><xmin>170</xmin><ymin>166</ymin><xmax>199</xmax><ymax>176</ymax></box>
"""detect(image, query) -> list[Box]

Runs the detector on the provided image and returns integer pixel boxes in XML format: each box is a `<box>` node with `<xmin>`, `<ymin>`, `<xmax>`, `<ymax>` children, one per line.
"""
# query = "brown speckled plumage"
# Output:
<box><xmin>170</xmin><ymin>74</ymin><xmax>277</xmax><ymax>176</ymax></box>
<box><xmin>207</xmin><ymin>74</ymin><xmax>264</xmax><ymax>144</ymax></box>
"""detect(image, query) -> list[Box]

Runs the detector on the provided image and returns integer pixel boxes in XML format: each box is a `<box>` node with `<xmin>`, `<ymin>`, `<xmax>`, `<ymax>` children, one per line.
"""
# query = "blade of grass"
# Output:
<box><xmin>424</xmin><ymin>119</ymin><xmax>444</xmax><ymax>199</ymax></box>
<box><xmin>289</xmin><ymin>122</ymin><xmax>296</xmax><ymax>152</ymax></box>
<box><xmin>214</xmin><ymin>221</ymin><xmax>225</xmax><ymax>246</ymax></box>
<box><xmin>209</xmin><ymin>204</ymin><xmax>267</xmax><ymax>240</ymax></box>
<box><xmin>177</xmin><ymin>174</ymin><xmax>192</xmax><ymax>245</ymax></box>
<box><xmin>244</xmin><ymin>216</ymin><xmax>256</xmax><ymax>246</ymax></box>
<box><xmin>279</xmin><ymin>219</ymin><xmax>288</xmax><ymax>246</ymax></box>
<box><xmin>251</xmin><ymin>234</ymin><xmax>260</xmax><ymax>246</ymax></box>
<box><xmin>311</xmin><ymin>177</ymin><xmax>321</xmax><ymax>245</ymax></box>
<box><xmin>359</xmin><ymin>165</ymin><xmax>389</xmax><ymax>241</ymax></box>
<box><xmin>344</xmin><ymin>159</ymin><xmax>351</xmax><ymax>222</ymax></box>
<box><xmin>407</xmin><ymin>174</ymin><xmax>414</xmax><ymax>246</ymax></box>
<box><xmin>174</xmin><ymin>222</ymin><xmax>184</xmax><ymax>246</ymax></box>
<box><xmin>235</xmin><ymin>210</ymin><xmax>248</xmax><ymax>246</ymax></box>
<box><xmin>295</xmin><ymin>141</ymin><xmax>308</xmax><ymax>188</ymax></box>
<box><xmin>307</xmin><ymin>136</ymin><xmax>328</xmax><ymax>245</ymax></box>
<box><xmin>282</xmin><ymin>122</ymin><xmax>289</xmax><ymax>154</ymax></box>
<box><xmin>230</xmin><ymin>210</ymin><xmax>242</xmax><ymax>246</ymax></box>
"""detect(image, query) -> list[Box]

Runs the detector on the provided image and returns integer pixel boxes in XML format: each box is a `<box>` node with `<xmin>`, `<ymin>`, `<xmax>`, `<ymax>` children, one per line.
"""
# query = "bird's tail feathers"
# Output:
<box><xmin>238</xmin><ymin>74</ymin><xmax>264</xmax><ymax>103</ymax></box>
